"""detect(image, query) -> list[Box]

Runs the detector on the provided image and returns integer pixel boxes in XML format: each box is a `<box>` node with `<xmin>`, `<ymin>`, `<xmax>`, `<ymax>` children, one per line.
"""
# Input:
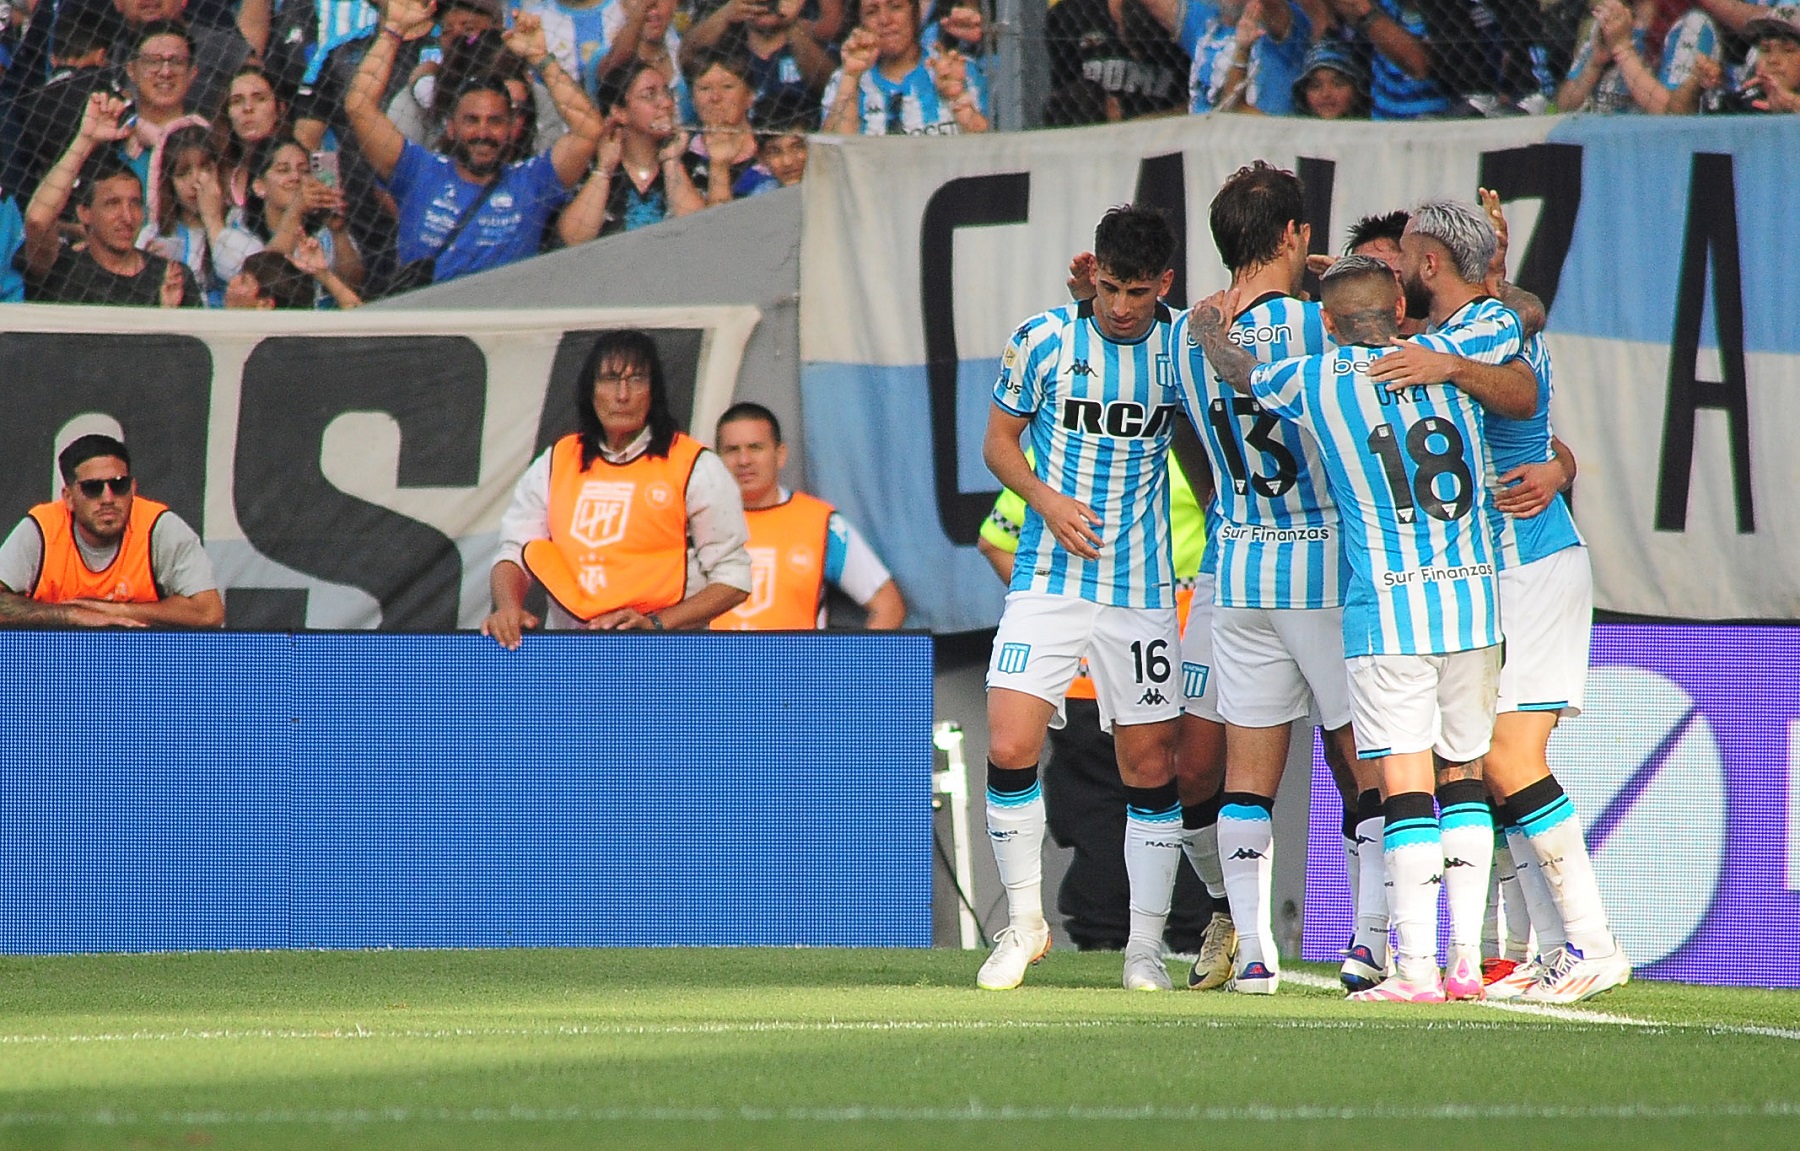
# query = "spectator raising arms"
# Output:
<box><xmin>23</xmin><ymin>92</ymin><xmax>198</xmax><ymax>306</ymax></box>
<box><xmin>1558</xmin><ymin>0</ymin><xmax>1720</xmax><ymax>115</ymax></box>
<box><xmin>1147</xmin><ymin>0</ymin><xmax>1314</xmax><ymax>116</ymax></box>
<box><xmin>686</xmin><ymin>48</ymin><xmax>780</xmax><ymax>205</ymax></box>
<box><xmin>822</xmin><ymin>0</ymin><xmax>990</xmax><ymax>135</ymax></box>
<box><xmin>682</xmin><ymin>0</ymin><xmax>837</xmax><ymax>123</ymax></box>
<box><xmin>557</xmin><ymin>61</ymin><xmax>705</xmax><ymax>244</ymax></box>
<box><xmin>345</xmin><ymin>0</ymin><xmax>603</xmax><ymax>288</ymax></box>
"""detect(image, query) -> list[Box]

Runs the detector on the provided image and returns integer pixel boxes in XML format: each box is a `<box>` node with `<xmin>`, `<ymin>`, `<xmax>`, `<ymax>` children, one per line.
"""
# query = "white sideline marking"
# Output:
<box><xmin>0</xmin><ymin>1101</ymin><xmax>1796</xmax><ymax>1128</ymax></box>
<box><xmin>1283</xmin><ymin>969</ymin><xmax>1800</xmax><ymax>1039</ymax></box>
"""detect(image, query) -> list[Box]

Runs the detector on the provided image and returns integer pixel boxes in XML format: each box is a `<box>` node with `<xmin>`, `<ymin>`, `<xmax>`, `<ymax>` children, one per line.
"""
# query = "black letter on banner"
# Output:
<box><xmin>920</xmin><ymin>173</ymin><xmax>1028</xmax><ymax>545</ymax></box>
<box><xmin>1655</xmin><ymin>153</ymin><xmax>1754</xmax><ymax>534</ymax></box>
<box><xmin>1297</xmin><ymin>157</ymin><xmax>1336</xmax><ymax>302</ymax></box>
<box><xmin>1134</xmin><ymin>153</ymin><xmax>1187</xmax><ymax>308</ymax></box>
<box><xmin>1476</xmin><ymin>144</ymin><xmax>1583</xmax><ymax>312</ymax></box>
<box><xmin>0</xmin><ymin>334</ymin><xmax>211</xmax><ymax>532</ymax></box>
<box><xmin>235</xmin><ymin>337</ymin><xmax>486</xmax><ymax>629</ymax></box>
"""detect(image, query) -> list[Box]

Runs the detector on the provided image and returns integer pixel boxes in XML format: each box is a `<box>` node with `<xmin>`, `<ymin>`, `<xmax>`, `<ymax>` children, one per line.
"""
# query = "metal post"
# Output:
<box><xmin>934</xmin><ymin>721</ymin><xmax>980</xmax><ymax>949</ymax></box>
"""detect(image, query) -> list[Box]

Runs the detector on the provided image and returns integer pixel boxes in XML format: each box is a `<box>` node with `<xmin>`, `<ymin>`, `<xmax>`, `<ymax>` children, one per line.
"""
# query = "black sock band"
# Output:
<box><xmin>986</xmin><ymin>761</ymin><xmax>1039</xmax><ymax>795</ymax></box>
<box><xmin>1182</xmin><ymin>790</ymin><xmax>1224</xmax><ymax>830</ymax></box>
<box><xmin>1125</xmin><ymin>780</ymin><xmax>1180</xmax><ymax>814</ymax></box>
<box><xmin>1222</xmin><ymin>791</ymin><xmax>1275</xmax><ymax>814</ymax></box>
<box><xmin>1355</xmin><ymin>788</ymin><xmax>1384</xmax><ymax>823</ymax></box>
<box><xmin>1385</xmin><ymin>791</ymin><xmax>1436</xmax><ymax>824</ymax></box>
<box><xmin>1505</xmin><ymin>775</ymin><xmax>1565</xmax><ymax>823</ymax></box>
<box><xmin>1340</xmin><ymin>808</ymin><xmax>1359</xmax><ymax>839</ymax></box>
<box><xmin>1436</xmin><ymin>778</ymin><xmax>1488</xmax><ymax>810</ymax></box>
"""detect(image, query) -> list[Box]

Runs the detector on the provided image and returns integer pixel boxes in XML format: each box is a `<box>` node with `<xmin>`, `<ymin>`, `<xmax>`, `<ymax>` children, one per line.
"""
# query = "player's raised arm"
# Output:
<box><xmin>982</xmin><ymin>406</ymin><xmax>1102</xmax><ymax>560</ymax></box>
<box><xmin>1188</xmin><ymin>291</ymin><xmax>1257</xmax><ymax>395</ymax></box>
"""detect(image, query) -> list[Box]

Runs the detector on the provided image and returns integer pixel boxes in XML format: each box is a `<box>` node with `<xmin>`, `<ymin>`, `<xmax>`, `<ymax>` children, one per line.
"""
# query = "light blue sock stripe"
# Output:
<box><xmin>1384</xmin><ymin>824</ymin><xmax>1441</xmax><ymax>851</ymax></box>
<box><xmin>1440</xmin><ymin>804</ymin><xmax>1493</xmax><ymax>833</ymax></box>
<box><xmin>1519</xmin><ymin>795</ymin><xmax>1576</xmax><ymax>836</ymax></box>
<box><xmin>1385</xmin><ymin>816</ymin><xmax>1437</xmax><ymax>836</ymax></box>
<box><xmin>1219</xmin><ymin>803</ymin><xmax>1272</xmax><ymax>824</ymax></box>
<box><xmin>1126</xmin><ymin>804</ymin><xmax>1182</xmax><ymax>824</ymax></box>
<box><xmin>987</xmin><ymin>782</ymin><xmax>1042</xmax><ymax>808</ymax></box>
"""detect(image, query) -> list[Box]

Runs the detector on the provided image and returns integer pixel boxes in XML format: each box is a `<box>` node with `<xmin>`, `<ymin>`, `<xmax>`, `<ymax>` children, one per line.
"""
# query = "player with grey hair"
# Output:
<box><xmin>1405</xmin><ymin>199</ymin><xmax>1497</xmax><ymax>286</ymax></box>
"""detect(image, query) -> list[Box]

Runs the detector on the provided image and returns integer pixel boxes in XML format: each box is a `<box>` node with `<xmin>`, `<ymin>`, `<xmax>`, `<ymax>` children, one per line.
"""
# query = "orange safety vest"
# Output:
<box><xmin>1067</xmin><ymin>583</ymin><xmax>1194</xmax><ymax>702</ymax></box>
<box><xmin>523</xmin><ymin>432</ymin><xmax>703</xmax><ymax>621</ymax></box>
<box><xmin>712</xmin><ymin>491</ymin><xmax>834</xmax><ymax>631</ymax></box>
<box><xmin>27</xmin><ymin>497</ymin><xmax>168</xmax><ymax>604</ymax></box>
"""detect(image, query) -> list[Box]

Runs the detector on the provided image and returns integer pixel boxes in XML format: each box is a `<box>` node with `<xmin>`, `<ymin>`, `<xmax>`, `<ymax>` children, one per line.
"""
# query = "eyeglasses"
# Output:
<box><xmin>76</xmin><ymin>476</ymin><xmax>133</xmax><ymax>498</ymax></box>
<box><xmin>596</xmin><ymin>371</ymin><xmax>652</xmax><ymax>390</ymax></box>
<box><xmin>135</xmin><ymin>53</ymin><xmax>193</xmax><ymax>73</ymax></box>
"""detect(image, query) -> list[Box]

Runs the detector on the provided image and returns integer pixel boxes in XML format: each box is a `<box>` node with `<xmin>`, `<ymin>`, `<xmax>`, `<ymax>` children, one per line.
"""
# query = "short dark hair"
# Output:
<box><xmin>242</xmin><ymin>250</ymin><xmax>315</xmax><ymax>309</ymax></box>
<box><xmin>1209</xmin><ymin>161</ymin><xmax>1305</xmax><ymax>273</ymax></box>
<box><xmin>1345</xmin><ymin>210</ymin><xmax>1410</xmax><ymax>254</ymax></box>
<box><xmin>56</xmin><ymin>0</ymin><xmax>119</xmax><ymax>60</ymax></box>
<box><xmin>717</xmin><ymin>401</ymin><xmax>782</xmax><ymax>444</ymax></box>
<box><xmin>59</xmin><ymin>434</ymin><xmax>131</xmax><ymax>483</ymax></box>
<box><xmin>76</xmin><ymin>152</ymin><xmax>143</xmax><ymax>207</ymax></box>
<box><xmin>685</xmin><ymin>45</ymin><xmax>754</xmax><ymax>87</ymax></box>
<box><xmin>132</xmin><ymin>18</ymin><xmax>195</xmax><ymax>59</ymax></box>
<box><xmin>595</xmin><ymin>59</ymin><xmax>666</xmax><ymax>113</ymax></box>
<box><xmin>1092</xmin><ymin>204</ymin><xmax>1176</xmax><ymax>283</ymax></box>
<box><xmin>574</xmin><ymin>330</ymin><xmax>680</xmax><ymax>465</ymax></box>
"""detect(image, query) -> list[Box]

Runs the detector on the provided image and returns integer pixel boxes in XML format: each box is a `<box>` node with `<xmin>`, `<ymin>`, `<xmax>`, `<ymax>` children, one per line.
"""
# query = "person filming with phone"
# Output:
<box><xmin>211</xmin><ymin>135</ymin><xmax>365</xmax><ymax>305</ymax></box>
<box><xmin>345</xmin><ymin>0</ymin><xmax>605</xmax><ymax>289</ymax></box>
<box><xmin>0</xmin><ymin>435</ymin><xmax>225</xmax><ymax>630</ymax></box>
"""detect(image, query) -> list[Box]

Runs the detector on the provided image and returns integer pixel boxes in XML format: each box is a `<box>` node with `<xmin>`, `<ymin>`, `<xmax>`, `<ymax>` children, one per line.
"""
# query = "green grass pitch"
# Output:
<box><xmin>1</xmin><ymin>948</ymin><xmax>1796</xmax><ymax>1150</ymax></box>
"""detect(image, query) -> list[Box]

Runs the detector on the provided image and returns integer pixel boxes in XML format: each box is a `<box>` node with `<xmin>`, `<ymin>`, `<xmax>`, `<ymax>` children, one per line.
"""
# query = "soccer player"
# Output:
<box><xmin>1172</xmin><ymin>162</ymin><xmax>1378</xmax><ymax>995</ymax></box>
<box><xmin>1369</xmin><ymin>199</ymin><xmax>1630</xmax><ymax>1004</ymax></box>
<box><xmin>1191</xmin><ymin>254</ymin><xmax>1503</xmax><ymax>1003</ymax></box>
<box><xmin>978</xmin><ymin>205</ymin><xmax>1187</xmax><ymax>993</ymax></box>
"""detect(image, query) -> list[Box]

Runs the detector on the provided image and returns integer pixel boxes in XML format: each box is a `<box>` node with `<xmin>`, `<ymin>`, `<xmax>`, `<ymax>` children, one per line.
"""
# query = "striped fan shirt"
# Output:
<box><xmin>1175</xmin><ymin>293</ymin><xmax>1345</xmax><ymax>609</ymax></box>
<box><xmin>993</xmin><ymin>300</ymin><xmax>1183</xmax><ymax>609</ymax></box>
<box><xmin>1251</xmin><ymin>345</ymin><xmax>1501</xmax><ymax>657</ymax></box>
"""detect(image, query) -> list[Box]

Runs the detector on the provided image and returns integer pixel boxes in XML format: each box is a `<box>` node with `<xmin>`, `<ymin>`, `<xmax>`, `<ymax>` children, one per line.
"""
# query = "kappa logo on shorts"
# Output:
<box><xmin>997</xmin><ymin>642</ymin><xmax>1031</xmax><ymax>675</ymax></box>
<box><xmin>1182</xmin><ymin>661</ymin><xmax>1210</xmax><ymax>700</ymax></box>
<box><xmin>1138</xmin><ymin>688</ymin><xmax>1168</xmax><ymax>706</ymax></box>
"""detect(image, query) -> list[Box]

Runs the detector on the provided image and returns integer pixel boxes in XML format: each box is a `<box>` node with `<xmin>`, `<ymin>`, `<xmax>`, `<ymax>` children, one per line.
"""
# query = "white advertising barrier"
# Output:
<box><xmin>0</xmin><ymin>304</ymin><xmax>760</xmax><ymax>629</ymax></box>
<box><xmin>799</xmin><ymin>115</ymin><xmax>1800</xmax><ymax>631</ymax></box>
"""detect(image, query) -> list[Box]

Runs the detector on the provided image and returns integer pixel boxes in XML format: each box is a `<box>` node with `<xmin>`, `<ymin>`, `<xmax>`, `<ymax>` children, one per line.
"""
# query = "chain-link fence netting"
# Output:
<box><xmin>1</xmin><ymin>0</ymin><xmax>1795</xmax><ymax>306</ymax></box>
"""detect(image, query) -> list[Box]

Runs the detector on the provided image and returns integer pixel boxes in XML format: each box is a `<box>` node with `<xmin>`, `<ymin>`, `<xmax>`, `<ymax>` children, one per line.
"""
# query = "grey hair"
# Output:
<box><xmin>1406</xmin><ymin>199</ymin><xmax>1496</xmax><ymax>284</ymax></box>
<box><xmin>1320</xmin><ymin>254</ymin><xmax>1395</xmax><ymax>286</ymax></box>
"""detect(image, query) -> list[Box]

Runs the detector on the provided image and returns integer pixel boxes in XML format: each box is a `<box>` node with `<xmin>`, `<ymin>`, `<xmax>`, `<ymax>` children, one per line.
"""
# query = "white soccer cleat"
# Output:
<box><xmin>1339</xmin><ymin>943</ymin><xmax>1387</xmax><ymax>994</ymax></box>
<box><xmin>1485</xmin><ymin>954</ymin><xmax>1551</xmax><ymax>1001</ymax></box>
<box><xmin>976</xmin><ymin>923</ymin><xmax>1051</xmax><ymax>990</ymax></box>
<box><xmin>1186</xmin><ymin>912</ymin><xmax>1237</xmax><ymax>990</ymax></box>
<box><xmin>1123</xmin><ymin>942</ymin><xmax>1173</xmax><ymax>992</ymax></box>
<box><xmin>1522</xmin><ymin>944</ymin><xmax>1632</xmax><ymax>1004</ymax></box>
<box><xmin>1346</xmin><ymin>971</ymin><xmax>1446</xmax><ymax>1004</ymax></box>
<box><xmin>1227</xmin><ymin>959</ymin><xmax>1279</xmax><ymax>995</ymax></box>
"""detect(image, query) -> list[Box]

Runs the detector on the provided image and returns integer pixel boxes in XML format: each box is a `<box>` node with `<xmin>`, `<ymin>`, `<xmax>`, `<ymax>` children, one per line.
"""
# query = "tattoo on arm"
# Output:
<box><xmin>1494</xmin><ymin>281</ymin><xmax>1546</xmax><ymax>339</ymax></box>
<box><xmin>1192</xmin><ymin>305</ymin><xmax>1257</xmax><ymax>395</ymax></box>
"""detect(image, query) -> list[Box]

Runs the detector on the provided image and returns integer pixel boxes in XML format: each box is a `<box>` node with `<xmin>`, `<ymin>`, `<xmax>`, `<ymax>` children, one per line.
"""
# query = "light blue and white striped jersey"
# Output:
<box><xmin>1251</xmin><ymin>346</ymin><xmax>1501</xmax><ymax>657</ymax></box>
<box><xmin>994</xmin><ymin>300</ymin><xmax>1183</xmax><ymax>608</ymax></box>
<box><xmin>1406</xmin><ymin>298</ymin><xmax>1579</xmax><ymax>569</ymax></box>
<box><xmin>1175</xmin><ymin>293</ymin><xmax>1346</xmax><ymax>609</ymax></box>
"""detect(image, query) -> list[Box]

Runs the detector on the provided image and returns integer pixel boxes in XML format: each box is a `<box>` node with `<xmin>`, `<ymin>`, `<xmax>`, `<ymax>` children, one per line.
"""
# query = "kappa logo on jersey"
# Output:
<box><xmin>735</xmin><ymin>546</ymin><xmax>778</xmax><ymax>618</ymax></box>
<box><xmin>1069</xmin><ymin>360</ymin><xmax>1096</xmax><ymax>377</ymax></box>
<box><xmin>570</xmin><ymin>481</ymin><xmax>634</xmax><ymax>549</ymax></box>
<box><xmin>1058</xmin><ymin>398</ymin><xmax>1179</xmax><ymax>438</ymax></box>
<box><xmin>997</xmin><ymin>642</ymin><xmax>1031</xmax><ymax>674</ymax></box>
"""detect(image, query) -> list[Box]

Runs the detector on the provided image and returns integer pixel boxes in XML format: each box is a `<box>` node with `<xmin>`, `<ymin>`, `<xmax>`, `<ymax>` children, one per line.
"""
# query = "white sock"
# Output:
<box><xmin>1482</xmin><ymin>831</ymin><xmax>1503</xmax><ymax>960</ymax></box>
<box><xmin>1384</xmin><ymin>795</ymin><xmax>1442</xmax><ymax>982</ymax></box>
<box><xmin>1505</xmin><ymin>824</ymin><xmax>1565</xmax><ymax>957</ymax></box>
<box><xmin>1494</xmin><ymin>831</ymin><xmax>1532</xmax><ymax>961</ymax></box>
<box><xmin>1516</xmin><ymin>786</ymin><xmax>1616</xmax><ymax>959</ymax></box>
<box><xmin>1437</xmin><ymin>784</ymin><xmax>1494</xmax><ymax>954</ymax></box>
<box><xmin>1218</xmin><ymin>795</ymin><xmax>1277</xmax><ymax>972</ymax></box>
<box><xmin>1352</xmin><ymin>812</ymin><xmax>1390</xmax><ymax>967</ymax></box>
<box><xmin>1124</xmin><ymin>789</ymin><xmax>1183</xmax><ymax>950</ymax></box>
<box><xmin>1343</xmin><ymin>826</ymin><xmax>1361</xmax><ymax>926</ymax></box>
<box><xmin>986</xmin><ymin>779</ymin><xmax>1047</xmax><ymax>930</ymax></box>
<box><xmin>1181</xmin><ymin>823</ymin><xmax>1227</xmax><ymax>902</ymax></box>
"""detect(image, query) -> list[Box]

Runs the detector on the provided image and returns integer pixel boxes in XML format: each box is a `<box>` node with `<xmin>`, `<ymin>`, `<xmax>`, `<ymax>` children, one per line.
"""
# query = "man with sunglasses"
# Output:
<box><xmin>0</xmin><ymin>435</ymin><xmax>223</xmax><ymax>629</ymax></box>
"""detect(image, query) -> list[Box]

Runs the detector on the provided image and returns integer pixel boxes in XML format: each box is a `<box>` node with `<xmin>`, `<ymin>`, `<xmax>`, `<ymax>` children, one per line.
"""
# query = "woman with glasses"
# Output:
<box><xmin>483</xmin><ymin>330</ymin><xmax>752</xmax><ymax>648</ymax></box>
<box><xmin>555</xmin><ymin>60</ymin><xmax>705</xmax><ymax>244</ymax></box>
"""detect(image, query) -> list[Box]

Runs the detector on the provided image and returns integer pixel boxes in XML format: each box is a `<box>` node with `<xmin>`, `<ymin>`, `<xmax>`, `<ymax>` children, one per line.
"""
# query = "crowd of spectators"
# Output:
<box><xmin>0</xmin><ymin>0</ymin><xmax>1795</xmax><ymax>305</ymax></box>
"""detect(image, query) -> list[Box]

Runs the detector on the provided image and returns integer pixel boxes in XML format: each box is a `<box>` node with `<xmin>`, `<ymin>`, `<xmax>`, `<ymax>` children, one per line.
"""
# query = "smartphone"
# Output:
<box><xmin>309</xmin><ymin>150</ymin><xmax>340</xmax><ymax>190</ymax></box>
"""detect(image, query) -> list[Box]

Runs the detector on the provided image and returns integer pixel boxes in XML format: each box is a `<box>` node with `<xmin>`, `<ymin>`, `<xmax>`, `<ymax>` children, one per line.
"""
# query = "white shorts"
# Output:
<box><xmin>1179</xmin><ymin>572</ymin><xmax>1223</xmax><ymax>723</ymax></box>
<box><xmin>1347</xmin><ymin>645</ymin><xmax>1502</xmax><ymax>764</ymax></box>
<box><xmin>1212</xmin><ymin>604</ymin><xmax>1353</xmax><ymax>730</ymax></box>
<box><xmin>1497</xmin><ymin>546</ymin><xmax>1592</xmax><ymax>718</ymax></box>
<box><xmin>987</xmin><ymin>590</ymin><xmax>1184</xmax><ymax>733</ymax></box>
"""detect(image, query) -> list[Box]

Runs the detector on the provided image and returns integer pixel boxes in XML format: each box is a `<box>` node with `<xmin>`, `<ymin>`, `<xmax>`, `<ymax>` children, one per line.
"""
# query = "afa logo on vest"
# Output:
<box><xmin>570</xmin><ymin>481</ymin><xmax>634</xmax><ymax>549</ymax></box>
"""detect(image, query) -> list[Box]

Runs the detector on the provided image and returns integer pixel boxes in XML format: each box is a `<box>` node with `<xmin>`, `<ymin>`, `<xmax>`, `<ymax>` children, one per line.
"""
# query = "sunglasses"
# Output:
<box><xmin>77</xmin><ymin>476</ymin><xmax>133</xmax><ymax>498</ymax></box>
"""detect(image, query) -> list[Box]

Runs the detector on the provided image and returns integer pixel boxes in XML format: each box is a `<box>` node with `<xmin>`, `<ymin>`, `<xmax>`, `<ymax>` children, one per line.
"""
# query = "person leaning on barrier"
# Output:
<box><xmin>710</xmin><ymin>402</ymin><xmax>905</xmax><ymax>631</ymax></box>
<box><xmin>0</xmin><ymin>435</ymin><xmax>224</xmax><ymax>629</ymax></box>
<box><xmin>482</xmin><ymin>331</ymin><xmax>752</xmax><ymax>649</ymax></box>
